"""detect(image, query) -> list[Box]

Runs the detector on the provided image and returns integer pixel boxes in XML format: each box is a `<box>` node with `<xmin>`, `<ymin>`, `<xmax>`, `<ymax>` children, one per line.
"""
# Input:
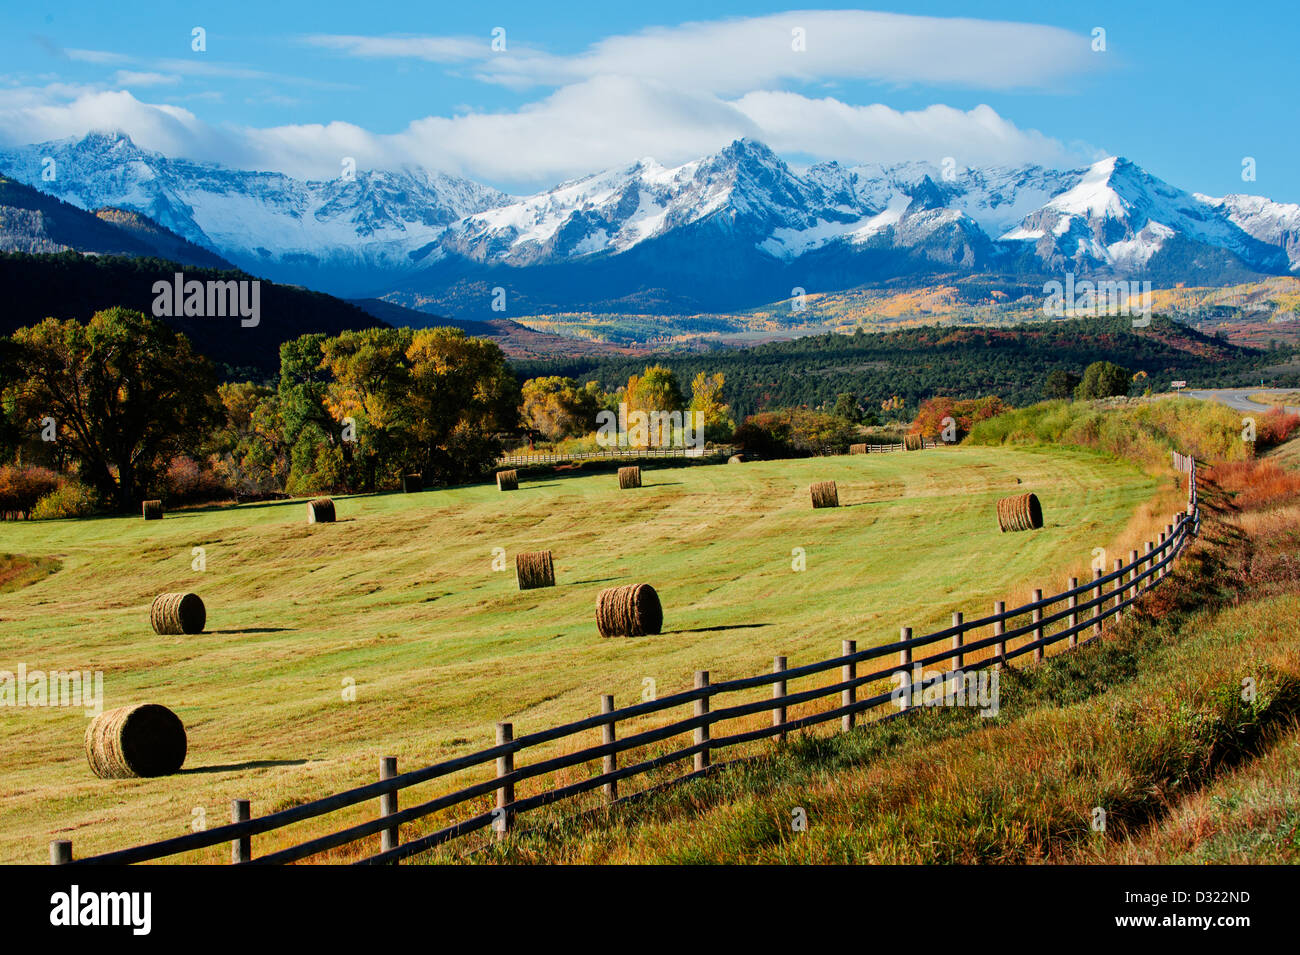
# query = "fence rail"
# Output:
<box><xmin>498</xmin><ymin>438</ymin><xmax>935</xmax><ymax>467</ymax></box>
<box><xmin>497</xmin><ymin>446</ymin><xmax>731</xmax><ymax>466</ymax></box>
<box><xmin>51</xmin><ymin>458</ymin><xmax>1200</xmax><ymax>866</ymax></box>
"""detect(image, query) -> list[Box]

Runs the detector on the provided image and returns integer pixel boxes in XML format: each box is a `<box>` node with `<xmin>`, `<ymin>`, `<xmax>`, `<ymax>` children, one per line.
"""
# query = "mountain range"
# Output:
<box><xmin>2</xmin><ymin>132</ymin><xmax>1299</xmax><ymax>319</ymax></box>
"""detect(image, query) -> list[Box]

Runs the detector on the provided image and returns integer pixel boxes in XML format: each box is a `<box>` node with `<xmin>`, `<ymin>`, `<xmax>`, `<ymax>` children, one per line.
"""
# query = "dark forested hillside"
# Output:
<box><xmin>515</xmin><ymin>317</ymin><xmax>1298</xmax><ymax>417</ymax></box>
<box><xmin>0</xmin><ymin>252</ymin><xmax>384</xmax><ymax>378</ymax></box>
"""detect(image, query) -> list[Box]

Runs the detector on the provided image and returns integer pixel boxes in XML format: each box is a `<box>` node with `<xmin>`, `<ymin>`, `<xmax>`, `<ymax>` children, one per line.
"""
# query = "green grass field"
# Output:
<box><xmin>0</xmin><ymin>445</ymin><xmax>1158</xmax><ymax>863</ymax></box>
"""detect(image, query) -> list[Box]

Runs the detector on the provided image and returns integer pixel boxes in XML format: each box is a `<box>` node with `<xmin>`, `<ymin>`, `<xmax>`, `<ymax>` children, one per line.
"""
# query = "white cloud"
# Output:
<box><xmin>1</xmin><ymin>11</ymin><xmax>1101</xmax><ymax>189</ymax></box>
<box><xmin>732</xmin><ymin>93</ymin><xmax>1074</xmax><ymax>168</ymax></box>
<box><xmin>300</xmin><ymin>34</ymin><xmax>488</xmax><ymax>63</ymax></box>
<box><xmin>113</xmin><ymin>71</ymin><xmax>182</xmax><ymax>88</ymax></box>
<box><xmin>0</xmin><ymin>78</ymin><xmax>1085</xmax><ymax>190</ymax></box>
<box><xmin>311</xmin><ymin>10</ymin><xmax>1097</xmax><ymax>94</ymax></box>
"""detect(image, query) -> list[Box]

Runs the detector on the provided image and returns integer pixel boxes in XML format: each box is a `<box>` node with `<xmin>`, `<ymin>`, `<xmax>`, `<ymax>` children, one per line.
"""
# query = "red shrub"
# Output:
<box><xmin>1255</xmin><ymin>406</ymin><xmax>1300</xmax><ymax>448</ymax></box>
<box><xmin>0</xmin><ymin>465</ymin><xmax>62</xmax><ymax>519</ymax></box>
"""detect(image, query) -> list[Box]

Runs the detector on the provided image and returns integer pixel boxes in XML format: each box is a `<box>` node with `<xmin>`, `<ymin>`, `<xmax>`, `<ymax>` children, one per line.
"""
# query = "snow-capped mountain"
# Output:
<box><xmin>1002</xmin><ymin>157</ymin><xmax>1292</xmax><ymax>276</ymax></box>
<box><xmin>0</xmin><ymin>131</ymin><xmax>511</xmax><ymax>293</ymax></box>
<box><xmin>2</xmin><ymin>131</ymin><xmax>1298</xmax><ymax>313</ymax></box>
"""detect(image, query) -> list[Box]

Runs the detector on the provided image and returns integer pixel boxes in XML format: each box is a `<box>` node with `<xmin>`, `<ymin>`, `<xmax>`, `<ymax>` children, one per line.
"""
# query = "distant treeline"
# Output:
<box><xmin>513</xmin><ymin>316</ymin><xmax>1298</xmax><ymax>418</ymax></box>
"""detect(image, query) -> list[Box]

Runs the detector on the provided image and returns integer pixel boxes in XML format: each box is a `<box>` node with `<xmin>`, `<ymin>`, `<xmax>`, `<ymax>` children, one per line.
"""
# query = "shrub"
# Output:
<box><xmin>1255</xmin><ymin>407</ymin><xmax>1300</xmax><ymax>448</ymax></box>
<box><xmin>1075</xmin><ymin>361</ymin><xmax>1131</xmax><ymax>399</ymax></box>
<box><xmin>733</xmin><ymin>409</ymin><xmax>857</xmax><ymax>458</ymax></box>
<box><xmin>967</xmin><ymin>397</ymin><xmax>1247</xmax><ymax>469</ymax></box>
<box><xmin>0</xmin><ymin>465</ymin><xmax>62</xmax><ymax>518</ymax></box>
<box><xmin>910</xmin><ymin>395</ymin><xmax>1007</xmax><ymax>441</ymax></box>
<box><xmin>30</xmin><ymin>481</ymin><xmax>97</xmax><ymax>519</ymax></box>
<box><xmin>161</xmin><ymin>455</ymin><xmax>234</xmax><ymax>506</ymax></box>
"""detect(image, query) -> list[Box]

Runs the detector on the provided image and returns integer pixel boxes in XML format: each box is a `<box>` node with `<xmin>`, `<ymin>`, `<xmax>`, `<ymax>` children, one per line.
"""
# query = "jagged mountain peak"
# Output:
<box><xmin>3</xmin><ymin>132</ymin><xmax>1299</xmax><ymax>305</ymax></box>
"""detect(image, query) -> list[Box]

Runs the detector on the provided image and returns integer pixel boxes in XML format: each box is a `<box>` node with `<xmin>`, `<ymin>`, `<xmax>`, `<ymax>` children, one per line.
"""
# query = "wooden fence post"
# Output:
<box><xmin>1114</xmin><ymin>558</ymin><xmax>1125</xmax><ymax>620</ymax></box>
<box><xmin>951</xmin><ymin>611</ymin><xmax>964</xmax><ymax>671</ymax></box>
<box><xmin>1129</xmin><ymin>550</ymin><xmax>1139</xmax><ymax>603</ymax></box>
<box><xmin>1032</xmin><ymin>589</ymin><xmax>1044</xmax><ymax>663</ymax></box>
<box><xmin>992</xmin><ymin>602</ymin><xmax>1005</xmax><ymax>670</ymax></box>
<box><xmin>380</xmin><ymin>756</ymin><xmax>398</xmax><ymax>853</ymax></box>
<box><xmin>231</xmin><ymin>799</ymin><xmax>251</xmax><ymax>863</ymax></box>
<box><xmin>495</xmin><ymin>722</ymin><xmax>513</xmax><ymax>839</ymax></box>
<box><xmin>899</xmin><ymin>628</ymin><xmax>913</xmax><ymax>710</ymax></box>
<box><xmin>842</xmin><ymin>640</ymin><xmax>856</xmax><ymax>732</ymax></box>
<box><xmin>1067</xmin><ymin>578</ymin><xmax>1079</xmax><ymax>649</ymax></box>
<box><xmin>600</xmin><ymin>695</ymin><xmax>617</xmax><ymax>803</ymax></box>
<box><xmin>773</xmin><ymin>657</ymin><xmax>787</xmax><ymax>742</ymax></box>
<box><xmin>1093</xmin><ymin>567</ymin><xmax>1104</xmax><ymax>640</ymax></box>
<box><xmin>1143</xmin><ymin>542</ymin><xmax>1155</xmax><ymax>593</ymax></box>
<box><xmin>1158</xmin><ymin>531</ymin><xmax>1167</xmax><ymax>578</ymax></box>
<box><xmin>50</xmin><ymin>840</ymin><xmax>71</xmax><ymax>865</ymax></box>
<box><xmin>694</xmin><ymin>671</ymin><xmax>710</xmax><ymax>772</ymax></box>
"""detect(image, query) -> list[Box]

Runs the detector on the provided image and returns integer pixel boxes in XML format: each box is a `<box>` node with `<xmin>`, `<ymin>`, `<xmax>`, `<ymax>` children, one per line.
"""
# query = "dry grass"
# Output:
<box><xmin>0</xmin><ymin>446</ymin><xmax>1155</xmax><ymax>863</ymax></box>
<box><xmin>449</xmin><ymin>478</ymin><xmax>1300</xmax><ymax>864</ymax></box>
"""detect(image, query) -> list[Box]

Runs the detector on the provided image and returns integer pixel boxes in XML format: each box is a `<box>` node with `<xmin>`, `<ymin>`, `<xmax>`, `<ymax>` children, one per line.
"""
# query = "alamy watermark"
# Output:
<box><xmin>1043</xmin><ymin>273</ymin><xmax>1152</xmax><ymax>327</ymax></box>
<box><xmin>595</xmin><ymin>404</ymin><xmax>705</xmax><ymax>450</ymax></box>
<box><xmin>1</xmin><ymin>664</ymin><xmax>103</xmax><ymax>716</ymax></box>
<box><xmin>891</xmin><ymin>665</ymin><xmax>999</xmax><ymax>717</ymax></box>
<box><xmin>151</xmin><ymin>272</ymin><xmax>260</xmax><ymax>328</ymax></box>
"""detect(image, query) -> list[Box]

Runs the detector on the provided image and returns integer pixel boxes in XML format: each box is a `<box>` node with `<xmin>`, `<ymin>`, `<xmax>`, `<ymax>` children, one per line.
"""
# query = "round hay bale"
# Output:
<box><xmin>516</xmin><ymin>550</ymin><xmax>556</xmax><ymax>590</ymax></box>
<box><xmin>618</xmin><ymin>466</ymin><xmax>642</xmax><ymax>489</ymax></box>
<box><xmin>903</xmin><ymin>434</ymin><xmax>924</xmax><ymax>451</ymax></box>
<box><xmin>596</xmin><ymin>583</ymin><xmax>663</xmax><ymax>637</ymax></box>
<box><xmin>141</xmin><ymin>499</ymin><xmax>163</xmax><ymax>520</ymax></box>
<box><xmin>85</xmin><ymin>703</ymin><xmax>187</xmax><ymax>778</ymax></box>
<box><xmin>401</xmin><ymin>473</ymin><xmax>422</xmax><ymax>493</ymax></box>
<box><xmin>809</xmin><ymin>480</ymin><xmax>839</xmax><ymax>509</ymax></box>
<box><xmin>307</xmin><ymin>497</ymin><xmax>335</xmax><ymax>523</ymax></box>
<box><xmin>849</xmin><ymin>443</ymin><xmax>868</xmax><ymax>455</ymax></box>
<box><xmin>496</xmin><ymin>469</ymin><xmax>519</xmax><ymax>492</ymax></box>
<box><xmin>727</xmin><ymin>453</ymin><xmax>745</xmax><ymax>464</ymax></box>
<box><xmin>996</xmin><ymin>492</ymin><xmax>1043</xmax><ymax>532</ymax></box>
<box><xmin>149</xmin><ymin>592</ymin><xmax>206</xmax><ymax>635</ymax></box>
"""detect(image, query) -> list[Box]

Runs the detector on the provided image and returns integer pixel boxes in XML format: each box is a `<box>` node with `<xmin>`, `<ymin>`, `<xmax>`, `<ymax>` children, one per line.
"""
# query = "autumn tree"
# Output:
<box><xmin>689</xmin><ymin>371</ymin><xmax>734</xmax><ymax>442</ymax></box>
<box><xmin>1</xmin><ymin>308</ymin><xmax>221</xmax><ymax>511</ymax></box>
<box><xmin>521</xmin><ymin>376</ymin><xmax>604</xmax><ymax>441</ymax></box>
<box><xmin>403</xmin><ymin>327</ymin><xmax>520</xmax><ymax>484</ymax></box>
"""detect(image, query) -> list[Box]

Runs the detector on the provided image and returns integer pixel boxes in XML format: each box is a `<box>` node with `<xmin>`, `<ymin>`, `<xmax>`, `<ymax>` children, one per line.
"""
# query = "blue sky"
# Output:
<box><xmin>2</xmin><ymin>0</ymin><xmax>1295</xmax><ymax>201</ymax></box>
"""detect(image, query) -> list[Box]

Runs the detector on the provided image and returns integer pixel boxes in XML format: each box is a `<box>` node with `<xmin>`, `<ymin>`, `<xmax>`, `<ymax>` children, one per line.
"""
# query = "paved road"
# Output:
<box><xmin>1183</xmin><ymin>388</ymin><xmax>1300</xmax><ymax>414</ymax></box>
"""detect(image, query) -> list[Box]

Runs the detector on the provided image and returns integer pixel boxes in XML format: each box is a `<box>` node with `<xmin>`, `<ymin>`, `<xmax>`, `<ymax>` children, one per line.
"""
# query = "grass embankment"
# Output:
<box><xmin>429</xmin><ymin>455</ymin><xmax>1300</xmax><ymax>864</ymax></box>
<box><xmin>967</xmin><ymin>396</ymin><xmax>1252</xmax><ymax>470</ymax></box>
<box><xmin>0</xmin><ymin>445</ymin><xmax>1155</xmax><ymax>863</ymax></box>
<box><xmin>0</xmin><ymin>554</ymin><xmax>61</xmax><ymax>594</ymax></box>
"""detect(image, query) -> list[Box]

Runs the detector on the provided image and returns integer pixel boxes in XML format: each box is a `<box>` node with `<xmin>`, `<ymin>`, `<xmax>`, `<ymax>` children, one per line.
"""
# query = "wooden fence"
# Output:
<box><xmin>498</xmin><ymin>438</ymin><xmax>933</xmax><ymax>467</ymax></box>
<box><xmin>50</xmin><ymin>459</ymin><xmax>1200</xmax><ymax>866</ymax></box>
<box><xmin>497</xmin><ymin>446</ymin><xmax>729</xmax><ymax>466</ymax></box>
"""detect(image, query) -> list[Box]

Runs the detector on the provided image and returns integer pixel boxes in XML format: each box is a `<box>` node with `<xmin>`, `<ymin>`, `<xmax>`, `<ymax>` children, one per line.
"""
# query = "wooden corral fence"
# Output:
<box><xmin>498</xmin><ymin>439</ymin><xmax>935</xmax><ymax>467</ymax></box>
<box><xmin>50</xmin><ymin>459</ymin><xmax>1200</xmax><ymax>867</ymax></box>
<box><xmin>497</xmin><ymin>446</ymin><xmax>731</xmax><ymax>466</ymax></box>
<box><xmin>848</xmin><ymin>438</ymin><xmax>939</xmax><ymax>454</ymax></box>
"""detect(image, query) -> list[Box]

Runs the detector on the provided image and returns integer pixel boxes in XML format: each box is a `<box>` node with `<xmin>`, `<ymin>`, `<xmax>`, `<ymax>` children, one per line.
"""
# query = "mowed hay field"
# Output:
<box><xmin>0</xmin><ymin>446</ymin><xmax>1158</xmax><ymax>863</ymax></box>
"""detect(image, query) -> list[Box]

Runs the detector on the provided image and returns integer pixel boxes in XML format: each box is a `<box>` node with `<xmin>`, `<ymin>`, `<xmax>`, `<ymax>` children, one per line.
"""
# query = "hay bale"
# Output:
<box><xmin>401</xmin><ymin>473</ymin><xmax>422</xmax><ymax>493</ymax></box>
<box><xmin>618</xmin><ymin>466</ymin><xmax>642</xmax><ymax>489</ymax></box>
<box><xmin>307</xmin><ymin>497</ymin><xmax>335</xmax><ymax>523</ymax></box>
<box><xmin>596</xmin><ymin>583</ymin><xmax>663</xmax><ymax>637</ymax></box>
<box><xmin>496</xmin><ymin>469</ymin><xmax>519</xmax><ymax>492</ymax></box>
<box><xmin>850</xmin><ymin>443</ymin><xmax>868</xmax><ymax>455</ymax></box>
<box><xmin>85</xmin><ymin>703</ymin><xmax>187</xmax><ymax>778</ymax></box>
<box><xmin>809</xmin><ymin>480</ymin><xmax>839</xmax><ymax>509</ymax></box>
<box><xmin>150</xmin><ymin>592</ymin><xmax>206</xmax><ymax>635</ymax></box>
<box><xmin>516</xmin><ymin>550</ymin><xmax>556</xmax><ymax>590</ymax></box>
<box><xmin>996</xmin><ymin>492</ymin><xmax>1043</xmax><ymax>532</ymax></box>
<box><xmin>903</xmin><ymin>434</ymin><xmax>924</xmax><ymax>451</ymax></box>
<box><xmin>727</xmin><ymin>454</ymin><xmax>745</xmax><ymax>464</ymax></box>
<box><xmin>141</xmin><ymin>499</ymin><xmax>163</xmax><ymax>520</ymax></box>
